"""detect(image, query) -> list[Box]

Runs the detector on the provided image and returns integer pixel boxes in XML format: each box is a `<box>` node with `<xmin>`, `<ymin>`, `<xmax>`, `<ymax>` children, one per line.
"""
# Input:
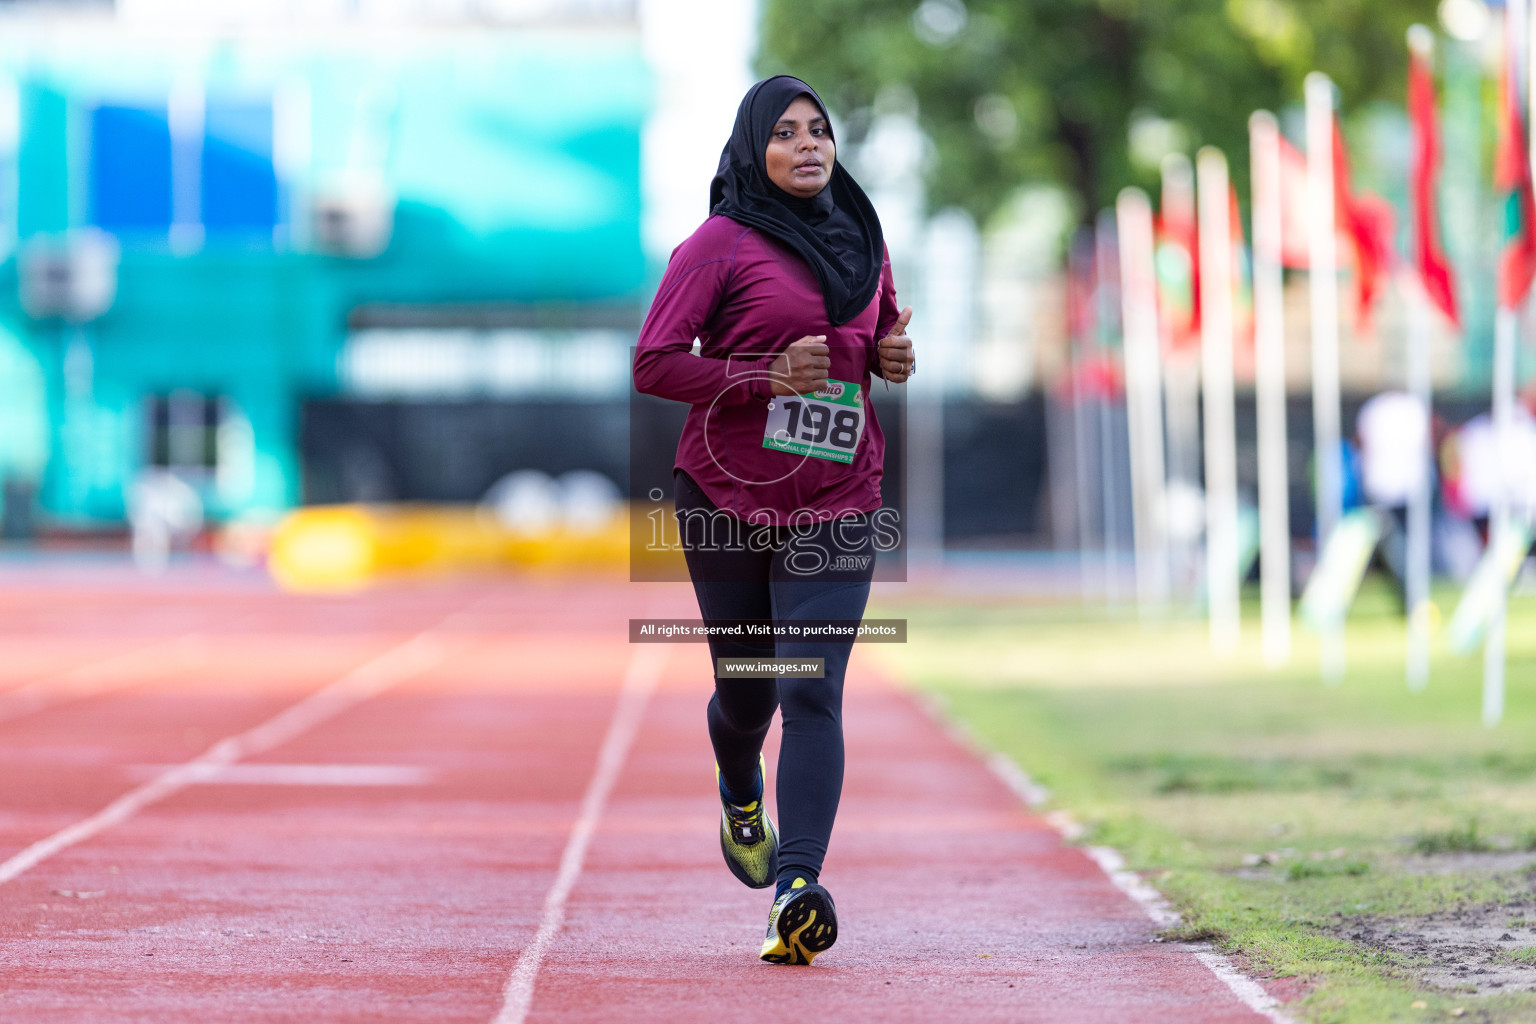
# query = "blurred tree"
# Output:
<box><xmin>758</xmin><ymin>0</ymin><xmax>1440</xmax><ymax>226</ymax></box>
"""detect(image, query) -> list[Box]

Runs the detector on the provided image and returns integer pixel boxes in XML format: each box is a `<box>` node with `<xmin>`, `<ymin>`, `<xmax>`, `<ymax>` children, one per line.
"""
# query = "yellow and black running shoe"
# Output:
<box><xmin>759</xmin><ymin>877</ymin><xmax>838</xmax><ymax>965</ymax></box>
<box><xmin>718</xmin><ymin>756</ymin><xmax>778</xmax><ymax>888</ymax></box>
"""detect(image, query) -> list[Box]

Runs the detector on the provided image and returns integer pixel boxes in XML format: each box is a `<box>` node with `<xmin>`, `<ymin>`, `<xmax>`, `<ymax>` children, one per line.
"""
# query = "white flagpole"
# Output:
<box><xmin>1306</xmin><ymin>71</ymin><xmax>1347</xmax><ymax>682</ymax></box>
<box><xmin>1486</xmin><ymin>307</ymin><xmax>1516</xmax><ymax>726</ymax></box>
<box><xmin>1404</xmin><ymin>277</ymin><xmax>1434</xmax><ymax>692</ymax></box>
<box><xmin>1117</xmin><ymin>187</ymin><xmax>1172</xmax><ymax>616</ymax></box>
<box><xmin>1530</xmin><ymin>0</ymin><xmax>1536</xmax><ymax>176</ymax></box>
<box><xmin>1160</xmin><ymin>154</ymin><xmax>1202</xmax><ymax>603</ymax></box>
<box><xmin>1196</xmin><ymin>147</ymin><xmax>1241</xmax><ymax>652</ymax></box>
<box><xmin>1249</xmin><ymin>111</ymin><xmax>1293</xmax><ymax>668</ymax></box>
<box><xmin>1406</xmin><ymin>26</ymin><xmax>1438</xmax><ymax>692</ymax></box>
<box><xmin>1070</xmin><ymin>231</ymin><xmax>1097</xmax><ymax>603</ymax></box>
<box><xmin>1486</xmin><ymin>0</ymin><xmax>1531</xmax><ymax>727</ymax></box>
<box><xmin>1095</xmin><ymin>209</ymin><xmax>1125</xmax><ymax>605</ymax></box>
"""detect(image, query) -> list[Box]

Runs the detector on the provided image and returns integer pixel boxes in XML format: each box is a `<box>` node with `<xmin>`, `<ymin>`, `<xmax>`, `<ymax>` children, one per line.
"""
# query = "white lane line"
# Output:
<box><xmin>911</xmin><ymin>692</ymin><xmax>1294</xmax><ymax>1024</ymax></box>
<box><xmin>0</xmin><ymin>631</ymin><xmax>448</xmax><ymax>886</ymax></box>
<box><xmin>123</xmin><ymin>763</ymin><xmax>435</xmax><ymax>786</ymax></box>
<box><xmin>492</xmin><ymin>643</ymin><xmax>669</xmax><ymax>1024</ymax></box>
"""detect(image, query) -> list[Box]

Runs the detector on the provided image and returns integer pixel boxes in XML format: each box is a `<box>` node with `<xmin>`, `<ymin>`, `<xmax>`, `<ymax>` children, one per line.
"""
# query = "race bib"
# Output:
<box><xmin>762</xmin><ymin>378</ymin><xmax>865</xmax><ymax>465</ymax></box>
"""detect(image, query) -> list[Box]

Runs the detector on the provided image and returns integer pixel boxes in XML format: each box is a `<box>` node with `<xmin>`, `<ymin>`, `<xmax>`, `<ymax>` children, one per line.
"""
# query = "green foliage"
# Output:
<box><xmin>1284</xmin><ymin>859</ymin><xmax>1371</xmax><ymax>881</ymax></box>
<box><xmin>1411</xmin><ymin>821</ymin><xmax>1491</xmax><ymax>855</ymax></box>
<box><xmin>759</xmin><ymin>0</ymin><xmax>1440</xmax><ymax>224</ymax></box>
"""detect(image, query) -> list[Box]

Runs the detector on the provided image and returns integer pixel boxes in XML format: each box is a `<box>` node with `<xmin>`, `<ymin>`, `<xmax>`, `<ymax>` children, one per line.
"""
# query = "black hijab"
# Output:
<box><xmin>709</xmin><ymin>76</ymin><xmax>884</xmax><ymax>326</ymax></box>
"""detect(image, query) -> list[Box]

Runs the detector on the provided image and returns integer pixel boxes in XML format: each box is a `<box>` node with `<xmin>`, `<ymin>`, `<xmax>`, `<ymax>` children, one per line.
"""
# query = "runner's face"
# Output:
<box><xmin>764</xmin><ymin>96</ymin><xmax>834</xmax><ymax>199</ymax></box>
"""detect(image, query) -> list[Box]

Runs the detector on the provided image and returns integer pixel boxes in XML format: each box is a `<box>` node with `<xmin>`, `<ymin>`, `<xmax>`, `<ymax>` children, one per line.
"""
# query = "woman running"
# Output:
<box><xmin>633</xmin><ymin>75</ymin><xmax>914</xmax><ymax>965</ymax></box>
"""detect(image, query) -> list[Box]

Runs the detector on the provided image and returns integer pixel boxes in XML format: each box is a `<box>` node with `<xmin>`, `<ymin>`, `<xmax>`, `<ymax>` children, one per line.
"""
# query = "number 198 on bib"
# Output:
<box><xmin>762</xmin><ymin>378</ymin><xmax>865</xmax><ymax>465</ymax></box>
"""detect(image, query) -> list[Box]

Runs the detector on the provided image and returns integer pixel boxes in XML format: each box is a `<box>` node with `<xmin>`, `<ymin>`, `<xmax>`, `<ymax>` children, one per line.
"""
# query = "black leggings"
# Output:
<box><xmin>673</xmin><ymin>470</ymin><xmax>875</xmax><ymax>886</ymax></box>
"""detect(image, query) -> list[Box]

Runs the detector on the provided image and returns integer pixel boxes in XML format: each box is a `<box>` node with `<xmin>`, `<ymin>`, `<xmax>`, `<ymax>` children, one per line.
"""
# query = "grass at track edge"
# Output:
<box><xmin>869</xmin><ymin>581</ymin><xmax>1536</xmax><ymax>1024</ymax></box>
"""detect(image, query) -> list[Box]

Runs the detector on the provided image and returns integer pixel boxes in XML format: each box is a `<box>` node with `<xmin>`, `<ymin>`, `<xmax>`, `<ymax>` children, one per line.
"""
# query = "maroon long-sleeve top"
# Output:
<box><xmin>633</xmin><ymin>215</ymin><xmax>899</xmax><ymax>524</ymax></box>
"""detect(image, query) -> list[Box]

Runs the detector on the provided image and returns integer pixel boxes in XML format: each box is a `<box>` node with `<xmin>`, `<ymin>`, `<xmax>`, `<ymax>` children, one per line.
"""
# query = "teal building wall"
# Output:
<box><xmin>0</xmin><ymin>30</ymin><xmax>649</xmax><ymax>526</ymax></box>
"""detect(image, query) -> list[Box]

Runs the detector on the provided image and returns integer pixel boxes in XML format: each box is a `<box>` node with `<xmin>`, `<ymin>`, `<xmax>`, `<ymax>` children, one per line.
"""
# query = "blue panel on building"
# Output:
<box><xmin>90</xmin><ymin>105</ymin><xmax>173</xmax><ymax>231</ymax></box>
<box><xmin>203</xmin><ymin>102</ymin><xmax>277</xmax><ymax>232</ymax></box>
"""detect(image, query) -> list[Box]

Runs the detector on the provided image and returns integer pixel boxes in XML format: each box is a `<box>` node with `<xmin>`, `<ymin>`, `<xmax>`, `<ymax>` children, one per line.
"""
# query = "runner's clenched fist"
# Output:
<box><xmin>769</xmin><ymin>335</ymin><xmax>831</xmax><ymax>396</ymax></box>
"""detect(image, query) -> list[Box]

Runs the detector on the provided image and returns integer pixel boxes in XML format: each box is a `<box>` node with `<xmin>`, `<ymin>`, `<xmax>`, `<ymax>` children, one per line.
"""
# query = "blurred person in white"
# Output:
<box><xmin>1356</xmin><ymin>391</ymin><xmax>1430</xmax><ymax>613</ymax></box>
<box><xmin>1441</xmin><ymin>387</ymin><xmax>1536</xmax><ymax>546</ymax></box>
<box><xmin>128</xmin><ymin>469</ymin><xmax>203</xmax><ymax>574</ymax></box>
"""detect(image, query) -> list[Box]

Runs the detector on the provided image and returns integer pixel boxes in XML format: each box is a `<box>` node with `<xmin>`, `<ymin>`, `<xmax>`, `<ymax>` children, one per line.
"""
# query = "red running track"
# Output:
<box><xmin>0</xmin><ymin>569</ymin><xmax>1272</xmax><ymax>1022</ymax></box>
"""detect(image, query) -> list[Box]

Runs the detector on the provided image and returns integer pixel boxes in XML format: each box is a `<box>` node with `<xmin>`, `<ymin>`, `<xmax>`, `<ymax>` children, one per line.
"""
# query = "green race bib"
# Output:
<box><xmin>762</xmin><ymin>378</ymin><xmax>865</xmax><ymax>465</ymax></box>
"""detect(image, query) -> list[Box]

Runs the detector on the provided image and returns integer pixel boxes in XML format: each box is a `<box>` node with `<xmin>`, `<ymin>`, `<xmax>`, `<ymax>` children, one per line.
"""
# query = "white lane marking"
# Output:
<box><xmin>0</xmin><ymin>632</ymin><xmax>447</xmax><ymax>886</ymax></box>
<box><xmin>1083</xmin><ymin>845</ymin><xmax>1180</xmax><ymax>928</ymax></box>
<box><xmin>984</xmin><ymin>750</ymin><xmax>1052</xmax><ymax>807</ymax></box>
<box><xmin>123</xmin><ymin>763</ymin><xmax>434</xmax><ymax>786</ymax></box>
<box><xmin>1192</xmin><ymin>948</ymin><xmax>1297</xmax><ymax>1017</ymax></box>
<box><xmin>913</xmin><ymin>692</ymin><xmax>1294</xmax><ymax>1024</ymax></box>
<box><xmin>0</xmin><ymin>635</ymin><xmax>208</xmax><ymax>725</ymax></box>
<box><xmin>990</xmin><ymin>759</ymin><xmax>1294</xmax><ymax>1024</ymax></box>
<box><xmin>492</xmin><ymin>643</ymin><xmax>669</xmax><ymax>1024</ymax></box>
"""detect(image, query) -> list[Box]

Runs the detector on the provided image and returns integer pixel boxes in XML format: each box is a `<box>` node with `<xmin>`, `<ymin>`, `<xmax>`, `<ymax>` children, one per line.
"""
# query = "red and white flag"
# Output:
<box><xmin>1155</xmin><ymin>163</ymin><xmax>1200</xmax><ymax>354</ymax></box>
<box><xmin>1332</xmin><ymin>124</ymin><xmax>1396</xmax><ymax>335</ymax></box>
<box><xmin>1408</xmin><ymin>29</ymin><xmax>1461</xmax><ymax>328</ymax></box>
<box><xmin>1273</xmin><ymin>121</ymin><xmax>1395</xmax><ymax>334</ymax></box>
<box><xmin>1277</xmin><ymin>136</ymin><xmax>1311</xmax><ymax>269</ymax></box>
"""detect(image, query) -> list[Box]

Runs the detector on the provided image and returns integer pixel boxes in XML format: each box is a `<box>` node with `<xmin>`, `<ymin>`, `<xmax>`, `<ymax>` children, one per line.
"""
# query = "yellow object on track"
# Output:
<box><xmin>267</xmin><ymin>504</ymin><xmax>637</xmax><ymax>593</ymax></box>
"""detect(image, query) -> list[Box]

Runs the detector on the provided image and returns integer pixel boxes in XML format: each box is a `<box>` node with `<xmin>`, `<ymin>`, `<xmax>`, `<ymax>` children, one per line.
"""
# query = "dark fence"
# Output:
<box><xmin>300</xmin><ymin>400</ymin><xmax>631</xmax><ymax>505</ymax></box>
<box><xmin>299</xmin><ymin>390</ymin><xmax>1491</xmax><ymax>546</ymax></box>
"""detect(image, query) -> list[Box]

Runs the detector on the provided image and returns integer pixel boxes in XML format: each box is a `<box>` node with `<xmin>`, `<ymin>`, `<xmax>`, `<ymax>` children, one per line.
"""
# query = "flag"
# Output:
<box><xmin>1277</xmin><ymin>136</ymin><xmax>1311</xmax><ymax>269</ymax></box>
<box><xmin>1061</xmin><ymin>228</ymin><xmax>1124</xmax><ymax>402</ymax></box>
<box><xmin>1230</xmin><ymin>184</ymin><xmax>1254</xmax><ymax>348</ymax></box>
<box><xmin>1155</xmin><ymin>168</ymin><xmax>1199</xmax><ymax>352</ymax></box>
<box><xmin>1333</xmin><ymin>123</ymin><xmax>1396</xmax><ymax>335</ymax></box>
<box><xmin>1067</xmin><ymin>227</ymin><xmax>1096</xmax><ymax>347</ymax></box>
<box><xmin>1093</xmin><ymin>213</ymin><xmax>1122</xmax><ymax>349</ymax></box>
<box><xmin>1408</xmin><ymin>34</ymin><xmax>1461</xmax><ymax>328</ymax></box>
<box><xmin>1496</xmin><ymin>29</ymin><xmax>1536</xmax><ymax>310</ymax></box>
<box><xmin>1275</xmin><ymin>125</ymin><xmax>1394</xmax><ymax>332</ymax></box>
